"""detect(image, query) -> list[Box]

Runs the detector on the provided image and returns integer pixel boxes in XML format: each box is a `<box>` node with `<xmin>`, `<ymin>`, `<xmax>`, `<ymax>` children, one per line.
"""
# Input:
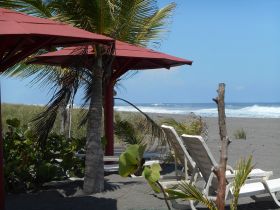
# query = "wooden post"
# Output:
<box><xmin>213</xmin><ymin>83</ymin><xmax>230</xmax><ymax>210</ymax></box>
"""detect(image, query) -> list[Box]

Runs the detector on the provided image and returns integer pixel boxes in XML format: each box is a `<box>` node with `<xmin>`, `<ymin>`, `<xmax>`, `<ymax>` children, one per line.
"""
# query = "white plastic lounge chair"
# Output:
<box><xmin>181</xmin><ymin>134</ymin><xmax>280</xmax><ymax>208</ymax></box>
<box><xmin>161</xmin><ymin>125</ymin><xmax>272</xmax><ymax>181</ymax></box>
<box><xmin>161</xmin><ymin>125</ymin><xmax>196</xmax><ymax>180</ymax></box>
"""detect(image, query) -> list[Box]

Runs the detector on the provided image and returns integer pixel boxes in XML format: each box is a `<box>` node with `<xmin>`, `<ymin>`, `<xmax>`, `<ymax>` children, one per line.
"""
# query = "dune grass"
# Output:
<box><xmin>2</xmin><ymin>103</ymin><xmax>87</xmax><ymax>138</ymax></box>
<box><xmin>234</xmin><ymin>128</ymin><xmax>247</xmax><ymax>140</ymax></box>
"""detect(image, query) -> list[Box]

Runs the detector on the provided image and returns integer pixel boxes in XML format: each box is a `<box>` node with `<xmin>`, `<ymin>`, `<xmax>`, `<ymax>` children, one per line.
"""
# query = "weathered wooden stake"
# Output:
<box><xmin>213</xmin><ymin>83</ymin><xmax>230</xmax><ymax>210</ymax></box>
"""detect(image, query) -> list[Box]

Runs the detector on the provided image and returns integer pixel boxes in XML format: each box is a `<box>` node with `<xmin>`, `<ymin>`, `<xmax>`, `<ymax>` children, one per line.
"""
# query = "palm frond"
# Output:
<box><xmin>114</xmin><ymin>118</ymin><xmax>143</xmax><ymax>145</ymax></box>
<box><xmin>230</xmin><ymin>156</ymin><xmax>253</xmax><ymax>210</ymax></box>
<box><xmin>51</xmin><ymin>0</ymin><xmax>113</xmax><ymax>33</ymax></box>
<box><xmin>0</xmin><ymin>0</ymin><xmax>54</xmax><ymax>17</ymax></box>
<box><xmin>115</xmin><ymin>98</ymin><xmax>164</xmax><ymax>138</ymax></box>
<box><xmin>166</xmin><ymin>182</ymin><xmax>217</xmax><ymax>210</ymax></box>
<box><xmin>31</xmin><ymin>66</ymin><xmax>83</xmax><ymax>147</ymax></box>
<box><xmin>135</xmin><ymin>2</ymin><xmax>176</xmax><ymax>47</ymax></box>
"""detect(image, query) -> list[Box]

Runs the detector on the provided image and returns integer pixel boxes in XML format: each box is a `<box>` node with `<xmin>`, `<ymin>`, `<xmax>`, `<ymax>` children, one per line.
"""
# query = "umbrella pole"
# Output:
<box><xmin>0</xmin><ymin>81</ymin><xmax>5</xmax><ymax>210</ymax></box>
<box><xmin>104</xmin><ymin>81</ymin><xmax>114</xmax><ymax>156</ymax></box>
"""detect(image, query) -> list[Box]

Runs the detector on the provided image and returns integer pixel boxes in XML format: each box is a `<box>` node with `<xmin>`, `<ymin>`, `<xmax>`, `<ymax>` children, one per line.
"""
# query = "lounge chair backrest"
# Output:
<box><xmin>181</xmin><ymin>134</ymin><xmax>219</xmax><ymax>189</ymax></box>
<box><xmin>161</xmin><ymin>125</ymin><xmax>196</xmax><ymax>173</ymax></box>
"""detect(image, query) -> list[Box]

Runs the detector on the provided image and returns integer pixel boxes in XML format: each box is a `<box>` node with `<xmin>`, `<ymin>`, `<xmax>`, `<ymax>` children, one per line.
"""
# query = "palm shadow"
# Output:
<box><xmin>6</xmin><ymin>190</ymin><xmax>117</xmax><ymax>210</ymax></box>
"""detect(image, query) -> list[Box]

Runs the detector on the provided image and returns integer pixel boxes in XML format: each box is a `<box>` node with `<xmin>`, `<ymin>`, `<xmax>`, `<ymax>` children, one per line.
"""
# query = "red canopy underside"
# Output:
<box><xmin>0</xmin><ymin>8</ymin><xmax>113</xmax><ymax>71</ymax></box>
<box><xmin>31</xmin><ymin>40</ymin><xmax>193</xmax><ymax>70</ymax></box>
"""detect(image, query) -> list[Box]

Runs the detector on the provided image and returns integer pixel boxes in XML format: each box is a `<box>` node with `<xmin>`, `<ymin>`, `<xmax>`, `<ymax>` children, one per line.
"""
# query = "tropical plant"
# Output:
<box><xmin>114</xmin><ymin>114</ymin><xmax>145</xmax><ymax>145</ymax></box>
<box><xmin>114</xmin><ymin>111</ymin><xmax>159</xmax><ymax>146</ymax></box>
<box><xmin>118</xmin><ymin>145</ymin><xmax>171</xmax><ymax>210</ymax></box>
<box><xmin>166</xmin><ymin>156</ymin><xmax>253</xmax><ymax>210</ymax></box>
<box><xmin>4</xmin><ymin>118</ymin><xmax>85</xmax><ymax>192</ymax></box>
<box><xmin>162</xmin><ymin>113</ymin><xmax>208</xmax><ymax>140</ymax></box>
<box><xmin>0</xmin><ymin>0</ymin><xmax>177</xmax><ymax>193</ymax></box>
<box><xmin>118</xmin><ymin>144</ymin><xmax>146</xmax><ymax>177</ymax></box>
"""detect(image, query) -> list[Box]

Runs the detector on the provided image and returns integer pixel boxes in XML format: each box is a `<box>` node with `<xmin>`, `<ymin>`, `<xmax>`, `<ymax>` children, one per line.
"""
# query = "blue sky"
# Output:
<box><xmin>2</xmin><ymin>0</ymin><xmax>280</xmax><ymax>104</ymax></box>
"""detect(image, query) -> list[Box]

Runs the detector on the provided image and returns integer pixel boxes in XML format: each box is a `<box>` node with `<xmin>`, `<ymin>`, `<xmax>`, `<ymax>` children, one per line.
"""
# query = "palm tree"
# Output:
<box><xmin>0</xmin><ymin>0</ymin><xmax>176</xmax><ymax>193</ymax></box>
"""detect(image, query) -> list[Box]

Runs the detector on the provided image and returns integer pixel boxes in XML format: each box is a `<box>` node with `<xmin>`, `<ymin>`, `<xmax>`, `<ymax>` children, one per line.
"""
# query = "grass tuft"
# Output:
<box><xmin>234</xmin><ymin>128</ymin><xmax>246</xmax><ymax>140</ymax></box>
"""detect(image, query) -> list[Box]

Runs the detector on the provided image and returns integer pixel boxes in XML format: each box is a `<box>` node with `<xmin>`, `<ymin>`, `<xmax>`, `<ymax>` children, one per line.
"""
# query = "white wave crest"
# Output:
<box><xmin>114</xmin><ymin>104</ymin><xmax>280</xmax><ymax>118</ymax></box>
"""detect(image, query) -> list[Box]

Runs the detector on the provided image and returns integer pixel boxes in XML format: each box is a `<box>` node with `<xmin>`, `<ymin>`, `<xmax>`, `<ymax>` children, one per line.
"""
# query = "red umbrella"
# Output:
<box><xmin>0</xmin><ymin>8</ymin><xmax>114</xmax><ymax>71</ymax></box>
<box><xmin>0</xmin><ymin>7</ymin><xmax>114</xmax><ymax>209</ymax></box>
<box><xmin>30</xmin><ymin>40</ymin><xmax>192</xmax><ymax>69</ymax></box>
<box><xmin>31</xmin><ymin>41</ymin><xmax>193</xmax><ymax>156</ymax></box>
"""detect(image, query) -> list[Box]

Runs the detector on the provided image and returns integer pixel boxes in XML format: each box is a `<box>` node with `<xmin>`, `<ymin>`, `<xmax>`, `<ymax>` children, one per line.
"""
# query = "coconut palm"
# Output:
<box><xmin>0</xmin><ymin>0</ymin><xmax>176</xmax><ymax>193</ymax></box>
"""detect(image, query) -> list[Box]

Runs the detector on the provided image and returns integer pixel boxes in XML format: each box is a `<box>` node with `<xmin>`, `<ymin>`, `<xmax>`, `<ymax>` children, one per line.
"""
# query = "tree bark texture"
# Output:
<box><xmin>83</xmin><ymin>46</ymin><xmax>104</xmax><ymax>194</ymax></box>
<box><xmin>213</xmin><ymin>83</ymin><xmax>230</xmax><ymax>210</ymax></box>
<box><xmin>59</xmin><ymin>98</ymin><xmax>70</xmax><ymax>137</ymax></box>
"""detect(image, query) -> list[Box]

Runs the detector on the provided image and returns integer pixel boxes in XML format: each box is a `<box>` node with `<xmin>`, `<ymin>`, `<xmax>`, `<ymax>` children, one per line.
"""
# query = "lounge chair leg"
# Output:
<box><xmin>170</xmin><ymin>200</ymin><xmax>198</xmax><ymax>210</ymax></box>
<box><xmin>261</xmin><ymin>180</ymin><xmax>280</xmax><ymax>207</ymax></box>
<box><xmin>190</xmin><ymin>200</ymin><xmax>198</xmax><ymax>210</ymax></box>
<box><xmin>271</xmin><ymin>192</ymin><xmax>280</xmax><ymax>207</ymax></box>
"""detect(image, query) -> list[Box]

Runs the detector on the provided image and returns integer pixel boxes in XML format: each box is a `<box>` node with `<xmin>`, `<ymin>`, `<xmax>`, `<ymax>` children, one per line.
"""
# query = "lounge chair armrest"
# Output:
<box><xmin>226</xmin><ymin>169</ymin><xmax>273</xmax><ymax>179</ymax></box>
<box><xmin>226</xmin><ymin>165</ymin><xmax>234</xmax><ymax>173</ymax></box>
<box><xmin>248</xmin><ymin>169</ymin><xmax>273</xmax><ymax>179</ymax></box>
<box><xmin>243</xmin><ymin>177</ymin><xmax>267</xmax><ymax>184</ymax></box>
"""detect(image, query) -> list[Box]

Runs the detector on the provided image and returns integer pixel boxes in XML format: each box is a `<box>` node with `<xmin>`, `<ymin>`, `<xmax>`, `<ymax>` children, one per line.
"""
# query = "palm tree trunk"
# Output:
<box><xmin>59</xmin><ymin>98</ymin><xmax>68</xmax><ymax>136</ymax></box>
<box><xmin>83</xmin><ymin>46</ymin><xmax>104</xmax><ymax>194</ymax></box>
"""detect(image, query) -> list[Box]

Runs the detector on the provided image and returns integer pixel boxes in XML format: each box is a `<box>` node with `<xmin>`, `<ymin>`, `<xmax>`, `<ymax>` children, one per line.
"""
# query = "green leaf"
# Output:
<box><xmin>148</xmin><ymin>180</ymin><xmax>161</xmax><ymax>193</ymax></box>
<box><xmin>142</xmin><ymin>163</ymin><xmax>162</xmax><ymax>193</ymax></box>
<box><xmin>6</xmin><ymin>118</ymin><xmax>20</xmax><ymax>128</ymax></box>
<box><xmin>118</xmin><ymin>144</ymin><xmax>143</xmax><ymax>177</ymax></box>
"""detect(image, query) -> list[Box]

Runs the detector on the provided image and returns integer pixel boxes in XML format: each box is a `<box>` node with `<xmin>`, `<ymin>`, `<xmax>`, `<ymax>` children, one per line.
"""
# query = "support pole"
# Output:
<box><xmin>0</xmin><ymin>82</ymin><xmax>5</xmax><ymax>210</ymax></box>
<box><xmin>104</xmin><ymin>80</ymin><xmax>114</xmax><ymax>156</ymax></box>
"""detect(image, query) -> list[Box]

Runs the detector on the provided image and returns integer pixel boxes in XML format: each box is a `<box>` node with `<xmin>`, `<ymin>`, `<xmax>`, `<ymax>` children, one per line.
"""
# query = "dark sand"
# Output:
<box><xmin>6</xmin><ymin>116</ymin><xmax>280</xmax><ymax>210</ymax></box>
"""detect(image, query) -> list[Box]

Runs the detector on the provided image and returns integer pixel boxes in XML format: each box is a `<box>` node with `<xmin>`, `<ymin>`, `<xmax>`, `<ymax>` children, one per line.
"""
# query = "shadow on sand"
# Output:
<box><xmin>7</xmin><ymin>190</ymin><xmax>117</xmax><ymax>210</ymax></box>
<box><xmin>196</xmin><ymin>200</ymin><xmax>279</xmax><ymax>210</ymax></box>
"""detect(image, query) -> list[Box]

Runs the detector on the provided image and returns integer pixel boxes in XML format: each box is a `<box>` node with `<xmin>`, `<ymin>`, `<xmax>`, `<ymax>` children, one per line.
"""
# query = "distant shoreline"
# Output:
<box><xmin>2</xmin><ymin>102</ymin><xmax>280</xmax><ymax>119</ymax></box>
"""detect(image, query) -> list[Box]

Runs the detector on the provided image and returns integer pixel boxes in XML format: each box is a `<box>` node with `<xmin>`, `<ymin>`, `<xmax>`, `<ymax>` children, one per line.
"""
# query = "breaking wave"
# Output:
<box><xmin>114</xmin><ymin>104</ymin><xmax>280</xmax><ymax>118</ymax></box>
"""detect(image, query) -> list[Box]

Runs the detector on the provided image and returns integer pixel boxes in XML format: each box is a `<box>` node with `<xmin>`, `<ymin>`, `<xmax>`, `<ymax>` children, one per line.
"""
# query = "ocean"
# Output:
<box><xmin>114</xmin><ymin>102</ymin><xmax>280</xmax><ymax>118</ymax></box>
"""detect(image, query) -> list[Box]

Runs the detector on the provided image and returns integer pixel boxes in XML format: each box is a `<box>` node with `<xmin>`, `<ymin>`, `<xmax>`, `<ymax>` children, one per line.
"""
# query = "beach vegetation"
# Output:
<box><xmin>2</xmin><ymin>103</ymin><xmax>87</xmax><ymax>138</ymax></box>
<box><xmin>119</xmin><ymin>144</ymin><xmax>146</xmax><ymax>177</ymax></box>
<box><xmin>4</xmin><ymin>118</ymin><xmax>85</xmax><ymax>192</ymax></box>
<box><xmin>114</xmin><ymin>113</ymin><xmax>147</xmax><ymax>146</ymax></box>
<box><xmin>119</xmin><ymin>145</ymin><xmax>171</xmax><ymax>210</ymax></box>
<box><xmin>162</xmin><ymin>113</ymin><xmax>208</xmax><ymax>139</ymax></box>
<box><xmin>114</xmin><ymin>111</ymin><xmax>164</xmax><ymax>147</ymax></box>
<box><xmin>234</xmin><ymin>129</ymin><xmax>246</xmax><ymax>140</ymax></box>
<box><xmin>166</xmin><ymin>156</ymin><xmax>253</xmax><ymax>210</ymax></box>
<box><xmin>118</xmin><ymin>148</ymin><xmax>254</xmax><ymax>210</ymax></box>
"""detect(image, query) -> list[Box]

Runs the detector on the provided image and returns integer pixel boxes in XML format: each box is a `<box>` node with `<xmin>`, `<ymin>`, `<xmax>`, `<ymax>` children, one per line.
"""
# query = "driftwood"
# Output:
<box><xmin>213</xmin><ymin>83</ymin><xmax>230</xmax><ymax>210</ymax></box>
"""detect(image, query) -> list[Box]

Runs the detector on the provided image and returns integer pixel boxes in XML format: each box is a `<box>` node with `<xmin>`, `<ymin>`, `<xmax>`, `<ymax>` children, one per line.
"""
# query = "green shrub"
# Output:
<box><xmin>3</xmin><ymin>118</ymin><xmax>85</xmax><ymax>192</ymax></box>
<box><xmin>162</xmin><ymin>113</ymin><xmax>208</xmax><ymax>138</ymax></box>
<box><xmin>114</xmin><ymin>113</ymin><xmax>150</xmax><ymax>146</ymax></box>
<box><xmin>234</xmin><ymin>128</ymin><xmax>246</xmax><ymax>140</ymax></box>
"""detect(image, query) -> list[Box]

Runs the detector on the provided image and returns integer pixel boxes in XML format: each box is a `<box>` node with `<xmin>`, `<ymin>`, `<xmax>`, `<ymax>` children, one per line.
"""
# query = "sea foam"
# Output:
<box><xmin>114</xmin><ymin>104</ymin><xmax>280</xmax><ymax>118</ymax></box>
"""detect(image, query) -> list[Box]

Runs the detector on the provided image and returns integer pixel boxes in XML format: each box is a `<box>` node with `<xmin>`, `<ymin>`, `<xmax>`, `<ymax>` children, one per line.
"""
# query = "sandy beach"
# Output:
<box><xmin>6</xmin><ymin>116</ymin><xmax>280</xmax><ymax>210</ymax></box>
